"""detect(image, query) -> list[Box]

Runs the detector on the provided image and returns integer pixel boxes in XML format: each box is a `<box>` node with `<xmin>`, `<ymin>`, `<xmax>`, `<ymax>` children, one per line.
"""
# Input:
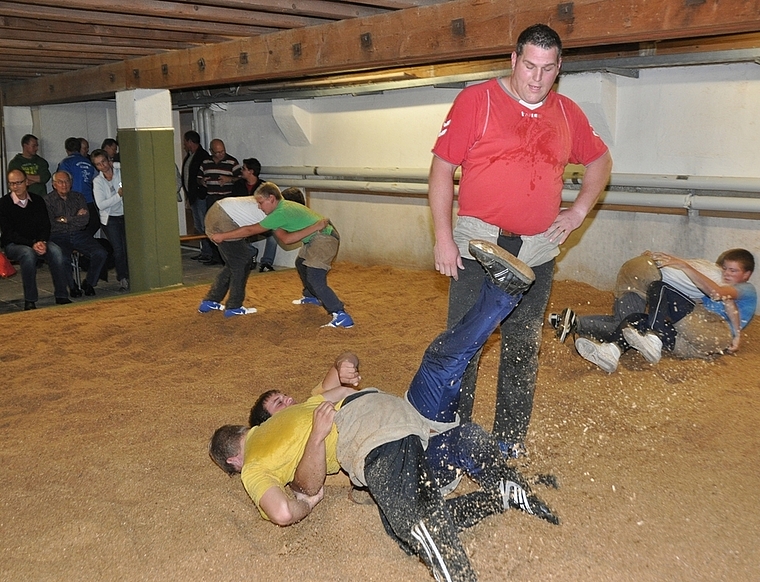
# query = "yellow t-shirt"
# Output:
<box><xmin>240</xmin><ymin>394</ymin><xmax>340</xmax><ymax>519</ymax></box>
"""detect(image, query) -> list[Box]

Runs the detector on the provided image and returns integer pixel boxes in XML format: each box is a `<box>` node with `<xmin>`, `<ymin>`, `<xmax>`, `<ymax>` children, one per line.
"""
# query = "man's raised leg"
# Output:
<box><xmin>407</xmin><ymin>241</ymin><xmax>534</xmax><ymax>423</ymax></box>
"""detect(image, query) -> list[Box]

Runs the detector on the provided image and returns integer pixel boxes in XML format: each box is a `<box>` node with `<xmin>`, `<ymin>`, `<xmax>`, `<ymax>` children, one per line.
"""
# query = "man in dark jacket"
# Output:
<box><xmin>0</xmin><ymin>169</ymin><xmax>71</xmax><ymax>310</ymax></box>
<box><xmin>181</xmin><ymin>131</ymin><xmax>212</xmax><ymax>261</ymax></box>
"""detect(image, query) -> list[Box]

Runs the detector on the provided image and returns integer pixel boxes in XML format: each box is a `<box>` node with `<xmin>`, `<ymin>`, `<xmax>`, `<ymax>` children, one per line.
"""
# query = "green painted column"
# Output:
<box><xmin>116</xmin><ymin>90</ymin><xmax>182</xmax><ymax>292</ymax></box>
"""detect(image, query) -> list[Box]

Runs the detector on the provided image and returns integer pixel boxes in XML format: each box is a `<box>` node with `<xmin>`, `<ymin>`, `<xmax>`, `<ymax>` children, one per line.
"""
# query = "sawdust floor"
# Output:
<box><xmin>1</xmin><ymin>264</ymin><xmax>758</xmax><ymax>581</ymax></box>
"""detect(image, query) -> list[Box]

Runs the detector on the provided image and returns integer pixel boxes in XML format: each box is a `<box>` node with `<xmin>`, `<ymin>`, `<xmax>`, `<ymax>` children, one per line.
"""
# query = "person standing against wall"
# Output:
<box><xmin>92</xmin><ymin>149</ymin><xmax>129</xmax><ymax>292</ymax></box>
<box><xmin>197</xmin><ymin>138</ymin><xmax>241</xmax><ymax>266</ymax></box>
<box><xmin>7</xmin><ymin>134</ymin><xmax>51</xmax><ymax>198</ymax></box>
<box><xmin>428</xmin><ymin>23</ymin><xmax>612</xmax><ymax>456</ymax></box>
<box><xmin>181</xmin><ymin>131</ymin><xmax>212</xmax><ymax>261</ymax></box>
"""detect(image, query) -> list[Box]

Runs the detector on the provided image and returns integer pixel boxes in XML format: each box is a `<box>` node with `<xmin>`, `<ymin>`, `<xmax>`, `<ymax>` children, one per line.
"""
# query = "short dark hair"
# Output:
<box><xmin>64</xmin><ymin>137</ymin><xmax>81</xmax><ymax>153</ymax></box>
<box><xmin>184</xmin><ymin>130</ymin><xmax>201</xmax><ymax>144</ymax></box>
<box><xmin>281</xmin><ymin>187</ymin><xmax>306</xmax><ymax>205</ymax></box>
<box><xmin>242</xmin><ymin>158</ymin><xmax>261</xmax><ymax>177</ymax></box>
<box><xmin>22</xmin><ymin>134</ymin><xmax>38</xmax><ymax>146</ymax></box>
<box><xmin>718</xmin><ymin>249</ymin><xmax>755</xmax><ymax>273</ymax></box>
<box><xmin>209</xmin><ymin>425</ymin><xmax>249</xmax><ymax>476</ymax></box>
<box><xmin>516</xmin><ymin>24</ymin><xmax>562</xmax><ymax>58</ymax></box>
<box><xmin>248</xmin><ymin>390</ymin><xmax>278</xmax><ymax>427</ymax></box>
<box><xmin>101</xmin><ymin>138</ymin><xmax>118</xmax><ymax>149</ymax></box>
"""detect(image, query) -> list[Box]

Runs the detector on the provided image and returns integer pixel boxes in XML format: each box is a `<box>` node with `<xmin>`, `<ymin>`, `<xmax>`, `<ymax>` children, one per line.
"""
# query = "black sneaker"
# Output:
<box><xmin>499</xmin><ymin>473</ymin><xmax>560</xmax><ymax>525</ymax></box>
<box><xmin>548</xmin><ymin>308</ymin><xmax>577</xmax><ymax>343</ymax></box>
<box><xmin>82</xmin><ymin>281</ymin><xmax>96</xmax><ymax>296</ymax></box>
<box><xmin>468</xmin><ymin>240</ymin><xmax>535</xmax><ymax>296</ymax></box>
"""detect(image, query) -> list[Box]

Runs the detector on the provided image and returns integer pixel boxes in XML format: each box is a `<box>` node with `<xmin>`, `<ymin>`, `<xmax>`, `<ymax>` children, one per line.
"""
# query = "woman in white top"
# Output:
<box><xmin>92</xmin><ymin>149</ymin><xmax>129</xmax><ymax>291</ymax></box>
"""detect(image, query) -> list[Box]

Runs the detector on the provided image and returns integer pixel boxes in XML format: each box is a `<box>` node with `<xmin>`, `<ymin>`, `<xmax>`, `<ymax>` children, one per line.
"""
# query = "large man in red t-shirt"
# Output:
<box><xmin>428</xmin><ymin>24</ymin><xmax>613</xmax><ymax>456</ymax></box>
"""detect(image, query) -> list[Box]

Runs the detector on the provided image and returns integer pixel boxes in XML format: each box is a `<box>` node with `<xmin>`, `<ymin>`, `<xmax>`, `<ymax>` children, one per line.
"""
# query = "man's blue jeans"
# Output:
<box><xmin>4</xmin><ymin>241</ymin><xmax>70</xmax><ymax>302</ymax></box>
<box><xmin>407</xmin><ymin>279</ymin><xmax>520</xmax><ymax>423</ymax></box>
<box><xmin>190</xmin><ymin>198</ymin><xmax>212</xmax><ymax>258</ymax></box>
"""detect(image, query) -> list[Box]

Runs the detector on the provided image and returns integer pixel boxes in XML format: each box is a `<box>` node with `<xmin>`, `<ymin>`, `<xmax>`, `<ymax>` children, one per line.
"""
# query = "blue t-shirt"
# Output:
<box><xmin>702</xmin><ymin>281</ymin><xmax>757</xmax><ymax>334</ymax></box>
<box><xmin>58</xmin><ymin>154</ymin><xmax>97</xmax><ymax>203</ymax></box>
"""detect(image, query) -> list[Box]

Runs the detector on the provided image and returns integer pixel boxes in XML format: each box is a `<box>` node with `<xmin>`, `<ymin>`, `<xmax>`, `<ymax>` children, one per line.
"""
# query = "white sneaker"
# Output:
<box><xmin>622</xmin><ymin>328</ymin><xmax>662</xmax><ymax>364</ymax></box>
<box><xmin>575</xmin><ymin>338</ymin><xmax>621</xmax><ymax>373</ymax></box>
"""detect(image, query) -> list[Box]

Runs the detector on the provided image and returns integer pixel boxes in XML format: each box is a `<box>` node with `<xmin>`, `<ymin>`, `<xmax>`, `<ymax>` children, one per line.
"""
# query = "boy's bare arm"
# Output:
<box><xmin>314</xmin><ymin>352</ymin><xmax>361</xmax><ymax>396</ymax></box>
<box><xmin>259</xmin><ymin>485</ymin><xmax>324</xmax><ymax>526</ymax></box>
<box><xmin>291</xmin><ymin>402</ymin><xmax>335</xmax><ymax>496</ymax></box>
<box><xmin>208</xmin><ymin>223</ymin><xmax>266</xmax><ymax>243</ymax></box>
<box><xmin>650</xmin><ymin>252</ymin><xmax>739</xmax><ymax>300</ymax></box>
<box><xmin>724</xmin><ymin>299</ymin><xmax>742</xmax><ymax>352</ymax></box>
<box><xmin>274</xmin><ymin>218</ymin><xmax>329</xmax><ymax>245</ymax></box>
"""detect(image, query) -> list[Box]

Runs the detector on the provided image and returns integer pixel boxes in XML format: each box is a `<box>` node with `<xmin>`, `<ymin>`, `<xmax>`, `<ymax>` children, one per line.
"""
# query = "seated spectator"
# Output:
<box><xmin>44</xmin><ymin>171</ymin><xmax>108</xmax><ymax>297</ymax></box>
<box><xmin>563</xmin><ymin>250</ymin><xmax>756</xmax><ymax>373</ymax></box>
<box><xmin>0</xmin><ymin>169</ymin><xmax>71</xmax><ymax>310</ymax></box>
<box><xmin>57</xmin><ymin>137</ymin><xmax>99</xmax><ymax>236</ymax></box>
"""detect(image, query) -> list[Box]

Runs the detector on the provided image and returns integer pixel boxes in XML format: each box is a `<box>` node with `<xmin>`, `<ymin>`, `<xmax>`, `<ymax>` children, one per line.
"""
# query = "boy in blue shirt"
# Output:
<box><xmin>575</xmin><ymin>248</ymin><xmax>756</xmax><ymax>373</ymax></box>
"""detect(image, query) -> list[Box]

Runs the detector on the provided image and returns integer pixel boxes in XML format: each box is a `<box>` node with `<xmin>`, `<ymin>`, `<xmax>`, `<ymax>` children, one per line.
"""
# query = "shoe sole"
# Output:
<box><xmin>292</xmin><ymin>298</ymin><xmax>322</xmax><ymax>305</ymax></box>
<box><xmin>557</xmin><ymin>309</ymin><xmax>576</xmax><ymax>343</ymax></box>
<box><xmin>575</xmin><ymin>338</ymin><xmax>618</xmax><ymax>373</ymax></box>
<box><xmin>224</xmin><ymin>308</ymin><xmax>257</xmax><ymax>317</ymax></box>
<box><xmin>468</xmin><ymin>240</ymin><xmax>535</xmax><ymax>295</ymax></box>
<box><xmin>622</xmin><ymin>328</ymin><xmax>662</xmax><ymax>364</ymax></box>
<box><xmin>322</xmin><ymin>321</ymin><xmax>354</xmax><ymax>328</ymax></box>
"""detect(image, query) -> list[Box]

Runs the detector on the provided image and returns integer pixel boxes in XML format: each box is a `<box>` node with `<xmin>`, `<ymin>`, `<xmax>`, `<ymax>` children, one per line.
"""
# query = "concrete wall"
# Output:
<box><xmin>3</xmin><ymin>62</ymin><xmax>759</xmax><ymax>293</ymax></box>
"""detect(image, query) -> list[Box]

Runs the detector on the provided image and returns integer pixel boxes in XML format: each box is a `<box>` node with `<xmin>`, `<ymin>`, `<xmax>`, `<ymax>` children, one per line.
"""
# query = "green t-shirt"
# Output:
<box><xmin>8</xmin><ymin>154</ymin><xmax>51</xmax><ymax>198</ymax></box>
<box><xmin>259</xmin><ymin>200</ymin><xmax>333</xmax><ymax>243</ymax></box>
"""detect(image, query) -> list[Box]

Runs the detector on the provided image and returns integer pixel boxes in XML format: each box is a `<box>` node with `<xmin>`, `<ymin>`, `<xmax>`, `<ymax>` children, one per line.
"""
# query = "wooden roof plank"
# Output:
<box><xmin>10</xmin><ymin>0</ymin><xmax>331</xmax><ymax>29</ymax></box>
<box><xmin>0</xmin><ymin>15</ymin><xmax>235</xmax><ymax>44</ymax></box>
<box><xmin>0</xmin><ymin>2</ymin><xmax>276</xmax><ymax>37</ymax></box>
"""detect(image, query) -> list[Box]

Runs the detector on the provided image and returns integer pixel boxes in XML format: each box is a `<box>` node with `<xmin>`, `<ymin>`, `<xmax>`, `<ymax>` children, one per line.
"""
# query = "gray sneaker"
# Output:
<box><xmin>575</xmin><ymin>338</ymin><xmax>621</xmax><ymax>373</ymax></box>
<box><xmin>468</xmin><ymin>240</ymin><xmax>535</xmax><ymax>295</ymax></box>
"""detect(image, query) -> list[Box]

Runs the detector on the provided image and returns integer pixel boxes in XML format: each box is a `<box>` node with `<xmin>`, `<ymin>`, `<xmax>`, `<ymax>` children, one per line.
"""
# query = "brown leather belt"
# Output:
<box><xmin>499</xmin><ymin>229</ymin><xmax>520</xmax><ymax>238</ymax></box>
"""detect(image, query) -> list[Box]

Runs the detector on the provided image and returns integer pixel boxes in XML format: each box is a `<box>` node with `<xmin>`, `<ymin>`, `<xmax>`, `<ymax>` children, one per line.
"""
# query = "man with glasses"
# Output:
<box><xmin>0</xmin><ymin>169</ymin><xmax>70</xmax><ymax>310</ymax></box>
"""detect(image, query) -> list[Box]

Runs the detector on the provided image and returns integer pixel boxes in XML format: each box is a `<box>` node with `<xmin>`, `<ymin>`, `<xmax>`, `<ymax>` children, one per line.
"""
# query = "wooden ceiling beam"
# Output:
<box><xmin>11</xmin><ymin>0</ymin><xmax>330</xmax><ymax>29</ymax></box>
<box><xmin>5</xmin><ymin>0</ymin><xmax>760</xmax><ymax>106</ymax></box>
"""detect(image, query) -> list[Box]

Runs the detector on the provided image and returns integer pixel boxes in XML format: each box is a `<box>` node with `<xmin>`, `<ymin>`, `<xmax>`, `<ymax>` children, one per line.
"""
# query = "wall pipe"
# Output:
<box><xmin>262</xmin><ymin>168</ymin><xmax>760</xmax><ymax>215</ymax></box>
<box><xmin>264</xmin><ymin>166</ymin><xmax>760</xmax><ymax>193</ymax></box>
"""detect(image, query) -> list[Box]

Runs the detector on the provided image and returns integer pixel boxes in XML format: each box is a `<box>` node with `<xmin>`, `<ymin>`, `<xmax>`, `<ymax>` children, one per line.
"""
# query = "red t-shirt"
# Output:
<box><xmin>432</xmin><ymin>78</ymin><xmax>608</xmax><ymax>235</ymax></box>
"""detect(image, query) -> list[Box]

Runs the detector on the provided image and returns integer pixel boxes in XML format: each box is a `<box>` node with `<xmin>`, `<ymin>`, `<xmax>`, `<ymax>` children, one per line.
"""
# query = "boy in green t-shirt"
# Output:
<box><xmin>210</xmin><ymin>183</ymin><xmax>354</xmax><ymax>328</ymax></box>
